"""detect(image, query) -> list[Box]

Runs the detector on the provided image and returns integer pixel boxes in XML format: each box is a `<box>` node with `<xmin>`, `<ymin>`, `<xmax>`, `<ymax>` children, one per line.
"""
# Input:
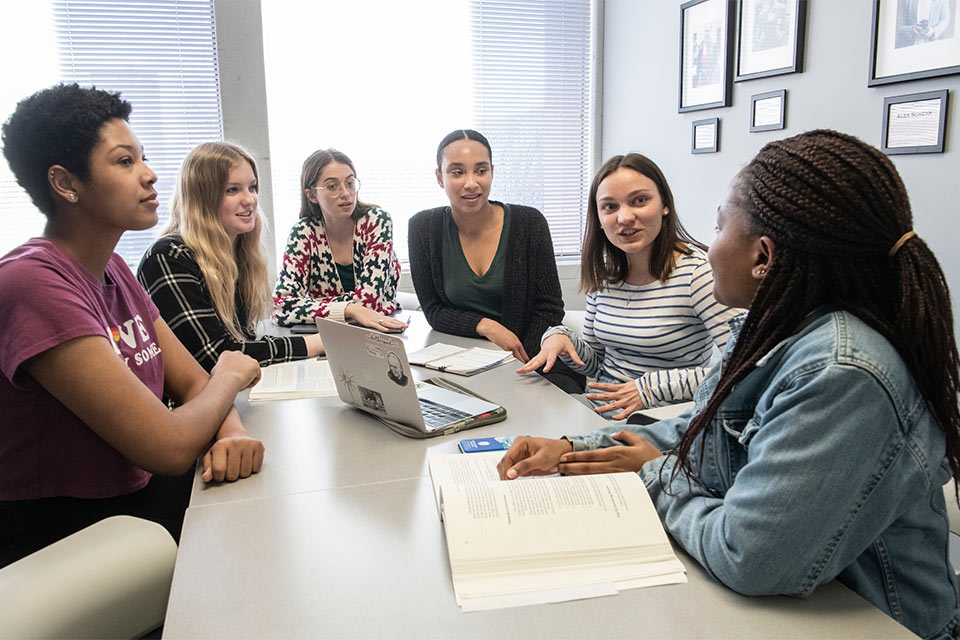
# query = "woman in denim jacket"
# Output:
<box><xmin>498</xmin><ymin>130</ymin><xmax>960</xmax><ymax>639</ymax></box>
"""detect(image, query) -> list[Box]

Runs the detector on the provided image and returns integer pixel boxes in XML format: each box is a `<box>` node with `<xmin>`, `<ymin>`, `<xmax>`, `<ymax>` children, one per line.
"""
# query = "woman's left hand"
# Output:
<box><xmin>586</xmin><ymin>379</ymin><xmax>645</xmax><ymax>420</ymax></box>
<box><xmin>557</xmin><ymin>430</ymin><xmax>662</xmax><ymax>475</ymax></box>
<box><xmin>345</xmin><ymin>303</ymin><xmax>408</xmax><ymax>333</ymax></box>
<box><xmin>202</xmin><ymin>434</ymin><xmax>265</xmax><ymax>483</ymax></box>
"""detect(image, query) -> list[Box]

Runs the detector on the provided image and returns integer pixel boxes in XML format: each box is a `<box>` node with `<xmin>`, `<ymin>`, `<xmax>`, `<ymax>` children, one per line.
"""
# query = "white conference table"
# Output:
<box><xmin>162</xmin><ymin>313</ymin><xmax>916</xmax><ymax>639</ymax></box>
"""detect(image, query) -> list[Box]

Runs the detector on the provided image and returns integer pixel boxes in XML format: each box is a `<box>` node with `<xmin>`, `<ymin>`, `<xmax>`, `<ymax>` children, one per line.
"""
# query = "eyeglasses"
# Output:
<box><xmin>312</xmin><ymin>178</ymin><xmax>360</xmax><ymax>196</ymax></box>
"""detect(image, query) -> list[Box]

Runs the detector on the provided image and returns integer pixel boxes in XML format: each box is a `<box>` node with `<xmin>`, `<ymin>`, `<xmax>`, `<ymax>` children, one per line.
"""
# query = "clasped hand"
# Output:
<box><xmin>497</xmin><ymin>431</ymin><xmax>662</xmax><ymax>480</ymax></box>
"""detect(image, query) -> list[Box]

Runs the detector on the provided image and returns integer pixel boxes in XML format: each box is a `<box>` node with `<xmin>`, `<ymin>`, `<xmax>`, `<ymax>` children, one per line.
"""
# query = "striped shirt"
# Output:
<box><xmin>546</xmin><ymin>250</ymin><xmax>743</xmax><ymax>408</ymax></box>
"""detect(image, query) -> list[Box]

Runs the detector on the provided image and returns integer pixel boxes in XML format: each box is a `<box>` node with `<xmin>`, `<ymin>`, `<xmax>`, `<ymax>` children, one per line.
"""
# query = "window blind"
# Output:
<box><xmin>261</xmin><ymin>0</ymin><xmax>595</xmax><ymax>264</ymax></box>
<box><xmin>471</xmin><ymin>0</ymin><xmax>594</xmax><ymax>256</ymax></box>
<box><xmin>53</xmin><ymin>0</ymin><xmax>223</xmax><ymax>269</ymax></box>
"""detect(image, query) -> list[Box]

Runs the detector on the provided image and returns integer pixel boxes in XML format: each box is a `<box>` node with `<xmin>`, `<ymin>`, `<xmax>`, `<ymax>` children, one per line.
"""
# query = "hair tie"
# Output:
<box><xmin>889</xmin><ymin>230</ymin><xmax>917</xmax><ymax>257</ymax></box>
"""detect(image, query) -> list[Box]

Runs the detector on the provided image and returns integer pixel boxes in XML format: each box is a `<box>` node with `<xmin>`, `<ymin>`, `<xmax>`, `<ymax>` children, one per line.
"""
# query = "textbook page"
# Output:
<box><xmin>408</xmin><ymin>343</ymin><xmax>514</xmax><ymax>375</ymax></box>
<box><xmin>428</xmin><ymin>451</ymin><xmax>505</xmax><ymax>517</ymax></box>
<box><xmin>441</xmin><ymin>472</ymin><xmax>671</xmax><ymax>561</ymax></box>
<box><xmin>248</xmin><ymin>359</ymin><xmax>338</xmax><ymax>401</ymax></box>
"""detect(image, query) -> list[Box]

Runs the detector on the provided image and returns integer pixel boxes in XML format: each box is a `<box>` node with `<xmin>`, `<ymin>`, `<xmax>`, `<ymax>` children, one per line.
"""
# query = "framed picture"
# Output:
<box><xmin>750</xmin><ymin>89</ymin><xmax>786</xmax><ymax>131</ymax></box>
<box><xmin>692</xmin><ymin>118</ymin><xmax>720</xmax><ymax>153</ymax></box>
<box><xmin>881</xmin><ymin>89</ymin><xmax>949</xmax><ymax>153</ymax></box>
<box><xmin>679</xmin><ymin>0</ymin><xmax>735</xmax><ymax>112</ymax></box>
<box><xmin>869</xmin><ymin>0</ymin><xmax>960</xmax><ymax>86</ymax></box>
<box><xmin>735</xmin><ymin>0</ymin><xmax>807</xmax><ymax>81</ymax></box>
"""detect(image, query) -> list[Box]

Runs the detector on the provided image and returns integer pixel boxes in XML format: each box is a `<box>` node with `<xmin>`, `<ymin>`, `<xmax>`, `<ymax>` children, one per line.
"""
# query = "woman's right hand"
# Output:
<box><xmin>211</xmin><ymin>350</ymin><xmax>261</xmax><ymax>391</ymax></box>
<box><xmin>345</xmin><ymin>302</ymin><xmax>408</xmax><ymax>333</ymax></box>
<box><xmin>516</xmin><ymin>333</ymin><xmax>583</xmax><ymax>374</ymax></box>
<box><xmin>497</xmin><ymin>436</ymin><xmax>574</xmax><ymax>480</ymax></box>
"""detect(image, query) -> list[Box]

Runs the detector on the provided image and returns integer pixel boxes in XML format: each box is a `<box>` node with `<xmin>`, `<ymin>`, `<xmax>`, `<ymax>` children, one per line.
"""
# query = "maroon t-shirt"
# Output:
<box><xmin>0</xmin><ymin>238</ymin><xmax>164</xmax><ymax>499</ymax></box>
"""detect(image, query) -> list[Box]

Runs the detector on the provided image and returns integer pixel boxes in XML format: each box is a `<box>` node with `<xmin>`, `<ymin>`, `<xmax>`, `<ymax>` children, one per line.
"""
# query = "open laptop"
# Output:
<box><xmin>316</xmin><ymin>318</ymin><xmax>506</xmax><ymax>438</ymax></box>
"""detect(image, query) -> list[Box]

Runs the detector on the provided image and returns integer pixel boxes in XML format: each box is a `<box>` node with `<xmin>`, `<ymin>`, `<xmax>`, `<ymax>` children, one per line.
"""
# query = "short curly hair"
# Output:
<box><xmin>2</xmin><ymin>83</ymin><xmax>132</xmax><ymax>217</ymax></box>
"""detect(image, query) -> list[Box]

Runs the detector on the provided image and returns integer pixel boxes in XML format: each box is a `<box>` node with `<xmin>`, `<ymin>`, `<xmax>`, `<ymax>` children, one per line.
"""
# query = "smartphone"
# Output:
<box><xmin>458</xmin><ymin>436</ymin><xmax>514</xmax><ymax>453</ymax></box>
<box><xmin>290</xmin><ymin>324</ymin><xmax>318</xmax><ymax>334</ymax></box>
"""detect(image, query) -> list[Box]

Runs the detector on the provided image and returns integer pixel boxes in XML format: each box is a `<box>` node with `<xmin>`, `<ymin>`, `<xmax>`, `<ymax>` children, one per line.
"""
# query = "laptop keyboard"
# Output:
<box><xmin>419</xmin><ymin>397</ymin><xmax>472</xmax><ymax>430</ymax></box>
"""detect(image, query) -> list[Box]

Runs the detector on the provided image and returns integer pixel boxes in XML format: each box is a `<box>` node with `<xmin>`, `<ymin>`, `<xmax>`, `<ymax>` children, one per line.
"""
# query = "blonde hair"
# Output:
<box><xmin>163</xmin><ymin>142</ymin><xmax>271</xmax><ymax>340</ymax></box>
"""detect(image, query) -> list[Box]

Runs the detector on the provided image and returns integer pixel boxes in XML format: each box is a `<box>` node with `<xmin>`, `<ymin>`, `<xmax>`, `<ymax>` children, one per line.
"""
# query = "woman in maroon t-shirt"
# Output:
<box><xmin>0</xmin><ymin>84</ymin><xmax>265</xmax><ymax>567</ymax></box>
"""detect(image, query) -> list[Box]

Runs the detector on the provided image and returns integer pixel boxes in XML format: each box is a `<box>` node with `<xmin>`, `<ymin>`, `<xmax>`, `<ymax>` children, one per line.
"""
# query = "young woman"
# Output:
<box><xmin>273</xmin><ymin>149</ymin><xmax>404</xmax><ymax>332</ymax></box>
<box><xmin>138</xmin><ymin>142</ymin><xmax>324</xmax><ymax>372</ymax></box>
<box><xmin>408</xmin><ymin>129</ymin><xmax>583</xmax><ymax>393</ymax></box>
<box><xmin>518</xmin><ymin>153</ymin><xmax>741</xmax><ymax>418</ymax></box>
<box><xmin>0</xmin><ymin>85</ymin><xmax>264</xmax><ymax>568</ymax></box>
<box><xmin>499</xmin><ymin>130</ymin><xmax>960</xmax><ymax>639</ymax></box>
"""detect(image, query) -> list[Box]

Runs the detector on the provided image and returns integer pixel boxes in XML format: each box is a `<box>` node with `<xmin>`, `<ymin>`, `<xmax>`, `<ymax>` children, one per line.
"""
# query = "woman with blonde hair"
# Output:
<box><xmin>139</xmin><ymin>142</ymin><xmax>323</xmax><ymax>372</ymax></box>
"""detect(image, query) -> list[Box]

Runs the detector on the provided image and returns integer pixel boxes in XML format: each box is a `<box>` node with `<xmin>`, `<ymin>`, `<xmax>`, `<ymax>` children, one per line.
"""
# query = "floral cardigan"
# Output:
<box><xmin>273</xmin><ymin>207</ymin><xmax>401</xmax><ymax>325</ymax></box>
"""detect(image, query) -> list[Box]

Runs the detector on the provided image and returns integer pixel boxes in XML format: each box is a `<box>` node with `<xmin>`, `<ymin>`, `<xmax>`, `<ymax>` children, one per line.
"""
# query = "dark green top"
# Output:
<box><xmin>441</xmin><ymin>203</ymin><xmax>511</xmax><ymax>321</ymax></box>
<box><xmin>335</xmin><ymin>261</ymin><xmax>355</xmax><ymax>293</ymax></box>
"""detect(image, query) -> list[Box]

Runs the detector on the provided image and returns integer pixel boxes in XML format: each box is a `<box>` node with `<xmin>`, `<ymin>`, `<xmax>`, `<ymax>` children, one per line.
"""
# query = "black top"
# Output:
<box><xmin>441</xmin><ymin>202</ymin><xmax>511</xmax><ymax>320</ymax></box>
<box><xmin>408</xmin><ymin>202</ymin><xmax>584</xmax><ymax>391</ymax></box>
<box><xmin>138</xmin><ymin>235</ymin><xmax>307</xmax><ymax>372</ymax></box>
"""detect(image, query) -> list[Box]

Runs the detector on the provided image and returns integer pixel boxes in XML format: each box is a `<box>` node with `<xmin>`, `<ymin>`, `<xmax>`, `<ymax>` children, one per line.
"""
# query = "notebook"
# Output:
<box><xmin>315</xmin><ymin>318</ymin><xmax>507</xmax><ymax>438</ymax></box>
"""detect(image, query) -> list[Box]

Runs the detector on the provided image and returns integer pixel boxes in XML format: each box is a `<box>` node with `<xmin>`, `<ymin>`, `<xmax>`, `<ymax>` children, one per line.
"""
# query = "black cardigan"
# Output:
<box><xmin>408</xmin><ymin>203</ymin><xmax>584</xmax><ymax>391</ymax></box>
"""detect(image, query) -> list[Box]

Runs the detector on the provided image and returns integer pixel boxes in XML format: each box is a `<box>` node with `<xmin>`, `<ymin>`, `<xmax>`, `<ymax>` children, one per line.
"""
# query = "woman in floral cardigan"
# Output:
<box><xmin>274</xmin><ymin>148</ymin><xmax>405</xmax><ymax>332</ymax></box>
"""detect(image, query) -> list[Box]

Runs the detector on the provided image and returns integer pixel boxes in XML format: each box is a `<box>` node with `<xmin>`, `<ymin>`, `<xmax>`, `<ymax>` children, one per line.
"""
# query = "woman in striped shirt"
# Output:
<box><xmin>518</xmin><ymin>153</ymin><xmax>742</xmax><ymax>419</ymax></box>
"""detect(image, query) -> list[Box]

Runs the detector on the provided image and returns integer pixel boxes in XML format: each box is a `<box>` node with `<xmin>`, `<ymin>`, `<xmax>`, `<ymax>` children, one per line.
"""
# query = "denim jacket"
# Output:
<box><xmin>567</xmin><ymin>309</ymin><xmax>959</xmax><ymax>639</ymax></box>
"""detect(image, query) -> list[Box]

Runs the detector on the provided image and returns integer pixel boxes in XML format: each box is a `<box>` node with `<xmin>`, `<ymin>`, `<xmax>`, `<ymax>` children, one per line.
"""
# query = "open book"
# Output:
<box><xmin>248</xmin><ymin>359</ymin><xmax>338</xmax><ymax>402</ymax></box>
<box><xmin>428</xmin><ymin>451</ymin><xmax>686</xmax><ymax>611</ymax></box>
<box><xmin>407</xmin><ymin>343</ymin><xmax>514</xmax><ymax>376</ymax></box>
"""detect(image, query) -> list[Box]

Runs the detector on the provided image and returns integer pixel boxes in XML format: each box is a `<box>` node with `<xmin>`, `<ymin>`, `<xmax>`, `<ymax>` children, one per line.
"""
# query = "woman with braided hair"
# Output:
<box><xmin>497</xmin><ymin>130</ymin><xmax>960</xmax><ymax>639</ymax></box>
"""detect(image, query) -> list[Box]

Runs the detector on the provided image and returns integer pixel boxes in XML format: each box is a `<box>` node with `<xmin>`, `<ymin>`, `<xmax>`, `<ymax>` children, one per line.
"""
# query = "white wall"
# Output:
<box><xmin>602</xmin><ymin>0</ymin><xmax>960</xmax><ymax>333</ymax></box>
<box><xmin>217</xmin><ymin>1</ymin><xmax>960</xmax><ymax>323</ymax></box>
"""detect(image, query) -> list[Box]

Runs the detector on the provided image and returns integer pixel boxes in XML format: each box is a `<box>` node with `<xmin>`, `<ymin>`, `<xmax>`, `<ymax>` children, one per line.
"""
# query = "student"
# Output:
<box><xmin>138</xmin><ymin>142</ymin><xmax>324</xmax><ymax>372</ymax></box>
<box><xmin>518</xmin><ymin>153</ymin><xmax>741</xmax><ymax>418</ymax></box>
<box><xmin>0</xmin><ymin>84</ymin><xmax>264</xmax><ymax>568</ymax></box>
<box><xmin>499</xmin><ymin>130</ymin><xmax>960</xmax><ymax>640</ymax></box>
<box><xmin>408</xmin><ymin>129</ymin><xmax>584</xmax><ymax>393</ymax></box>
<box><xmin>273</xmin><ymin>148</ymin><xmax>405</xmax><ymax>331</ymax></box>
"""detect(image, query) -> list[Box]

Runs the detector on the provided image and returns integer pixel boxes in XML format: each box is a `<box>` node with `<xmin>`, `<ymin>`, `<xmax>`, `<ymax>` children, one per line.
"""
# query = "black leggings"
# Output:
<box><xmin>0</xmin><ymin>466</ymin><xmax>193</xmax><ymax>569</ymax></box>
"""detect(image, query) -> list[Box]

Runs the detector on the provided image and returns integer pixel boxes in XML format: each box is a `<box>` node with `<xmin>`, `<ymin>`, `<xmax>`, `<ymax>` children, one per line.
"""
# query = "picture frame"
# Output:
<box><xmin>881</xmin><ymin>89</ymin><xmax>949</xmax><ymax>154</ymax></box>
<box><xmin>692</xmin><ymin>118</ymin><xmax>720</xmax><ymax>153</ymax></box>
<box><xmin>749</xmin><ymin>89</ymin><xmax>786</xmax><ymax>132</ymax></box>
<box><xmin>868</xmin><ymin>0</ymin><xmax>960</xmax><ymax>86</ymax></box>
<box><xmin>735</xmin><ymin>0</ymin><xmax>807</xmax><ymax>81</ymax></box>
<box><xmin>679</xmin><ymin>0</ymin><xmax>736</xmax><ymax>112</ymax></box>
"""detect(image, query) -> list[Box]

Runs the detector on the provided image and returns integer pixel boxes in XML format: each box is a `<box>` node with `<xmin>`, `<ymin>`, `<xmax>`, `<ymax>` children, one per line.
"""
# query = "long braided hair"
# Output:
<box><xmin>670</xmin><ymin>129</ymin><xmax>960</xmax><ymax>493</ymax></box>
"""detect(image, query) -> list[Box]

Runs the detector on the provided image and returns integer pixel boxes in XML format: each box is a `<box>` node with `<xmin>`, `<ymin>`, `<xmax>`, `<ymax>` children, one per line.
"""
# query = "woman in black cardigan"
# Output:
<box><xmin>408</xmin><ymin>129</ymin><xmax>583</xmax><ymax>393</ymax></box>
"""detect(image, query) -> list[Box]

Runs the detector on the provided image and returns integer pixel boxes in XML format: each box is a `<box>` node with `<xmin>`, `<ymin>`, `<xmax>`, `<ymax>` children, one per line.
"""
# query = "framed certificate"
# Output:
<box><xmin>881</xmin><ymin>89</ymin><xmax>949</xmax><ymax>154</ymax></box>
<box><xmin>692</xmin><ymin>118</ymin><xmax>720</xmax><ymax>153</ymax></box>
<box><xmin>749</xmin><ymin>89</ymin><xmax>786</xmax><ymax>132</ymax></box>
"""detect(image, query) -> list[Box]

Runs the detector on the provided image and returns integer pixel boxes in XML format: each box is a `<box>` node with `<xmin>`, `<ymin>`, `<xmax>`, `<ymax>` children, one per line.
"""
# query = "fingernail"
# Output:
<box><xmin>507</xmin><ymin>468</ymin><xmax>517</xmax><ymax>479</ymax></box>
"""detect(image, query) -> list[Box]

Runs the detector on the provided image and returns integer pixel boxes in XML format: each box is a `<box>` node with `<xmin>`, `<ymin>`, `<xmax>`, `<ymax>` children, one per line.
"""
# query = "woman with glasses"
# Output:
<box><xmin>408</xmin><ymin>129</ymin><xmax>584</xmax><ymax>393</ymax></box>
<box><xmin>273</xmin><ymin>148</ymin><xmax>404</xmax><ymax>331</ymax></box>
<box><xmin>138</xmin><ymin>142</ymin><xmax>325</xmax><ymax>372</ymax></box>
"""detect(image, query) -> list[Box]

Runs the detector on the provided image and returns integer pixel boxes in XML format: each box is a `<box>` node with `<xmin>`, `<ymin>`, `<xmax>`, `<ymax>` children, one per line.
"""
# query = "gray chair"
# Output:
<box><xmin>0</xmin><ymin>516</ymin><xmax>177</xmax><ymax>639</ymax></box>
